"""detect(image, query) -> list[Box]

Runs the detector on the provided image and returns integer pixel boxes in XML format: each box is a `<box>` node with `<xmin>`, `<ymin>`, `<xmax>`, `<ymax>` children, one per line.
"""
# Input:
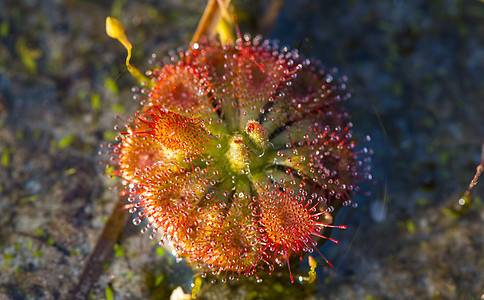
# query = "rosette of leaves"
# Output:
<box><xmin>107</xmin><ymin>33</ymin><xmax>370</xmax><ymax>283</ymax></box>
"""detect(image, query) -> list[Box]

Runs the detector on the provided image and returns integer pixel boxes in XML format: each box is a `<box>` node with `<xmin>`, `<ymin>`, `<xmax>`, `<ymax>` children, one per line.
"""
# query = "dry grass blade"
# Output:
<box><xmin>191</xmin><ymin>0</ymin><xmax>232</xmax><ymax>45</ymax></box>
<box><xmin>468</xmin><ymin>143</ymin><xmax>484</xmax><ymax>190</ymax></box>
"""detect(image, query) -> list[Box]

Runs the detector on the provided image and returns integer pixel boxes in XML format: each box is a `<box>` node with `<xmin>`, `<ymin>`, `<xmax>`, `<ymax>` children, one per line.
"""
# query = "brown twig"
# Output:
<box><xmin>70</xmin><ymin>196</ymin><xmax>128</xmax><ymax>300</ymax></box>
<box><xmin>468</xmin><ymin>143</ymin><xmax>484</xmax><ymax>191</ymax></box>
<box><xmin>457</xmin><ymin>143</ymin><xmax>484</xmax><ymax>210</ymax></box>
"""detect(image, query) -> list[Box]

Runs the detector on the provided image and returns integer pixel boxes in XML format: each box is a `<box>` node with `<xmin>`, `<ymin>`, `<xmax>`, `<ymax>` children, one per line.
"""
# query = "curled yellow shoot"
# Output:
<box><xmin>106</xmin><ymin>0</ymin><xmax>234</xmax><ymax>85</ymax></box>
<box><xmin>105</xmin><ymin>17</ymin><xmax>151</xmax><ymax>86</ymax></box>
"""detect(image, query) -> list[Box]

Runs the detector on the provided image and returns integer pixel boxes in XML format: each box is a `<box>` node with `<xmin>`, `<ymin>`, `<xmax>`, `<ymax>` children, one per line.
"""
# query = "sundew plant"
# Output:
<box><xmin>103</xmin><ymin>0</ymin><xmax>371</xmax><ymax>286</ymax></box>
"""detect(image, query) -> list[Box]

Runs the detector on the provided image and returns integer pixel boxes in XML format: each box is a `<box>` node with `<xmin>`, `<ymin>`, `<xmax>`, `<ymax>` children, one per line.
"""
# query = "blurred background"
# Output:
<box><xmin>1</xmin><ymin>0</ymin><xmax>483</xmax><ymax>299</ymax></box>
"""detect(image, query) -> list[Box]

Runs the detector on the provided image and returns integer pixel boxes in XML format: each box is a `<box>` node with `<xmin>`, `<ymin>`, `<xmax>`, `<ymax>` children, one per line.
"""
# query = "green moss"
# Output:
<box><xmin>416</xmin><ymin>197</ymin><xmax>430</xmax><ymax>206</ymax></box>
<box><xmin>14</xmin><ymin>130</ymin><xmax>23</xmax><ymax>139</ymax></box>
<box><xmin>105</xmin><ymin>285</ymin><xmax>114</xmax><ymax>300</ymax></box>
<box><xmin>114</xmin><ymin>243</ymin><xmax>124</xmax><ymax>258</ymax></box>
<box><xmin>272</xmin><ymin>282</ymin><xmax>284</xmax><ymax>293</ymax></box>
<box><xmin>34</xmin><ymin>228</ymin><xmax>45</xmax><ymax>237</ymax></box>
<box><xmin>15</xmin><ymin>36</ymin><xmax>42</xmax><ymax>74</ymax></box>
<box><xmin>111</xmin><ymin>103</ymin><xmax>125</xmax><ymax>114</ymax></box>
<box><xmin>406</xmin><ymin>220</ymin><xmax>416</xmax><ymax>234</ymax></box>
<box><xmin>154</xmin><ymin>274</ymin><xmax>165</xmax><ymax>286</ymax></box>
<box><xmin>70</xmin><ymin>248</ymin><xmax>81</xmax><ymax>255</ymax></box>
<box><xmin>1</xmin><ymin>147</ymin><xmax>10</xmax><ymax>167</ymax></box>
<box><xmin>111</xmin><ymin>0</ymin><xmax>127</xmax><ymax>18</ymax></box>
<box><xmin>91</xmin><ymin>93</ymin><xmax>101</xmax><ymax>113</ymax></box>
<box><xmin>58</xmin><ymin>134</ymin><xmax>75</xmax><ymax>149</ymax></box>
<box><xmin>155</xmin><ymin>247</ymin><xmax>165</xmax><ymax>257</ymax></box>
<box><xmin>33</xmin><ymin>129</ymin><xmax>42</xmax><ymax>139</ymax></box>
<box><xmin>0</xmin><ymin>21</ymin><xmax>9</xmax><ymax>38</ymax></box>
<box><xmin>19</xmin><ymin>195</ymin><xmax>39</xmax><ymax>204</ymax></box>
<box><xmin>104</xmin><ymin>78</ymin><xmax>119</xmax><ymax>94</ymax></box>
<box><xmin>125</xmin><ymin>271</ymin><xmax>134</xmax><ymax>280</ymax></box>
<box><xmin>391</xmin><ymin>82</ymin><xmax>403</xmax><ymax>97</ymax></box>
<box><xmin>65</xmin><ymin>168</ymin><xmax>76</xmax><ymax>176</ymax></box>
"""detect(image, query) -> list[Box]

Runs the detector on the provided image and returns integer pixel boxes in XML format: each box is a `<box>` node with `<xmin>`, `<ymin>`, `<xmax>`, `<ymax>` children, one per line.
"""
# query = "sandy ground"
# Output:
<box><xmin>1</xmin><ymin>0</ymin><xmax>483</xmax><ymax>299</ymax></box>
